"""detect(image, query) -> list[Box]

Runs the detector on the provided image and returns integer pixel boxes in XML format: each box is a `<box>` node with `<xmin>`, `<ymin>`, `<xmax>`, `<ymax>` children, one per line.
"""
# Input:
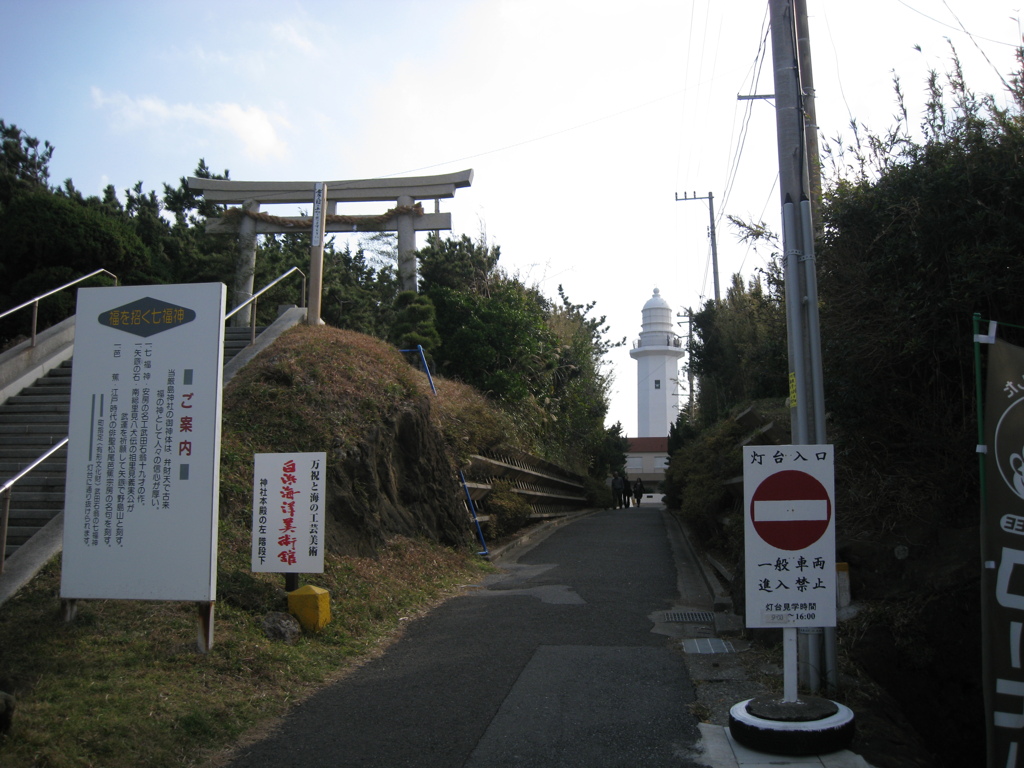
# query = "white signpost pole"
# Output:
<box><xmin>743</xmin><ymin>445</ymin><xmax>837</xmax><ymax>701</ymax></box>
<box><xmin>59</xmin><ymin>283</ymin><xmax>226</xmax><ymax>651</ymax></box>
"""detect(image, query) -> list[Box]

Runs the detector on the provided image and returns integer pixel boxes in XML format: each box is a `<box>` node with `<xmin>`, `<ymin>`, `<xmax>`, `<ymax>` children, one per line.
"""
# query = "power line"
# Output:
<box><xmin>380</xmin><ymin>89</ymin><xmax>685</xmax><ymax>179</ymax></box>
<box><xmin>899</xmin><ymin>0</ymin><xmax>1018</xmax><ymax>47</ymax></box>
<box><xmin>721</xmin><ymin>13</ymin><xmax>772</xmax><ymax>220</ymax></box>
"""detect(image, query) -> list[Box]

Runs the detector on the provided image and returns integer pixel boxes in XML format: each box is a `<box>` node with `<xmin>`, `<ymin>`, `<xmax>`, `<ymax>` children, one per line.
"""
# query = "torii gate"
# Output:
<box><xmin>187</xmin><ymin>169</ymin><xmax>473</xmax><ymax>325</ymax></box>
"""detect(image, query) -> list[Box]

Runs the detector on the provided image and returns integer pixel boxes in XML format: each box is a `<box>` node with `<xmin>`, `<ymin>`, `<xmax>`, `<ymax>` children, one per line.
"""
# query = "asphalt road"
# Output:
<box><xmin>223</xmin><ymin>507</ymin><xmax>710</xmax><ymax>768</ymax></box>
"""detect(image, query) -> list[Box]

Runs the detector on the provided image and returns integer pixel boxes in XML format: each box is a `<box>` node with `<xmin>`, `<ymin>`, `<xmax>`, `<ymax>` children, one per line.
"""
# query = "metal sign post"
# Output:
<box><xmin>744</xmin><ymin>446</ymin><xmax>837</xmax><ymax>701</ymax></box>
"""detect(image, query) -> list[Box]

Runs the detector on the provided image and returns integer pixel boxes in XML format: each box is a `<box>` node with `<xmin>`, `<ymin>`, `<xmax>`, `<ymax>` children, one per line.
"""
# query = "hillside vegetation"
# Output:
<box><xmin>665</xmin><ymin>55</ymin><xmax>1024</xmax><ymax>767</ymax></box>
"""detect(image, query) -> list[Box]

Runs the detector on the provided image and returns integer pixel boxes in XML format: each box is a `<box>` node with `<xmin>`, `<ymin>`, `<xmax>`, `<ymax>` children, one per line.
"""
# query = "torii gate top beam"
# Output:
<box><xmin>187</xmin><ymin>169</ymin><xmax>473</xmax><ymax>205</ymax></box>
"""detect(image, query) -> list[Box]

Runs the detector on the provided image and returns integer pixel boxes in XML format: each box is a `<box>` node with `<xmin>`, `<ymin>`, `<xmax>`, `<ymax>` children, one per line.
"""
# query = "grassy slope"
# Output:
<box><xmin>0</xmin><ymin>326</ymin><xmax>514</xmax><ymax>768</ymax></box>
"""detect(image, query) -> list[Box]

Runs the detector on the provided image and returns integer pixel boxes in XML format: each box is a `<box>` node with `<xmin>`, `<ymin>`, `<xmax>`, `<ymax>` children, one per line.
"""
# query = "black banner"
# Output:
<box><xmin>984</xmin><ymin>338</ymin><xmax>1024</xmax><ymax>768</ymax></box>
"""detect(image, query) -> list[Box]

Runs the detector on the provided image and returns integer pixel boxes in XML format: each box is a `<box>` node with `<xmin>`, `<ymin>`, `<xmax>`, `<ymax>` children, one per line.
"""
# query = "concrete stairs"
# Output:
<box><xmin>0</xmin><ymin>360</ymin><xmax>71</xmax><ymax>559</ymax></box>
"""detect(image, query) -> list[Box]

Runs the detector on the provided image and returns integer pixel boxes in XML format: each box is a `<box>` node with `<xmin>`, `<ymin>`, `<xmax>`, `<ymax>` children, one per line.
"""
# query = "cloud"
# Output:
<box><xmin>91</xmin><ymin>87</ymin><xmax>290</xmax><ymax>160</ymax></box>
<box><xmin>270</xmin><ymin>21</ymin><xmax>317</xmax><ymax>55</ymax></box>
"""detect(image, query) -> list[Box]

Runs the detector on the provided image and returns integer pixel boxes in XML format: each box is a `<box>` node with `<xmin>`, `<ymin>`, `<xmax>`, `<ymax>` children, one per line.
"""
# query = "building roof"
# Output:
<box><xmin>627</xmin><ymin>437</ymin><xmax>669</xmax><ymax>453</ymax></box>
<box><xmin>643</xmin><ymin>287</ymin><xmax>671</xmax><ymax>312</ymax></box>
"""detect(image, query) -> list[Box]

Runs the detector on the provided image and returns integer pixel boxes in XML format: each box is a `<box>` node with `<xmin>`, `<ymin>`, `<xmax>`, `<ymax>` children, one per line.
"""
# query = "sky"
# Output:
<box><xmin>1</xmin><ymin>0</ymin><xmax>1020</xmax><ymax>436</ymax></box>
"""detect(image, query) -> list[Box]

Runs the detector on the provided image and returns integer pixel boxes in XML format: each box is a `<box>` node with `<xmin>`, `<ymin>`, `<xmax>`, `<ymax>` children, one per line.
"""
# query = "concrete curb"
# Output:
<box><xmin>663</xmin><ymin>512</ymin><xmax>734</xmax><ymax>613</ymax></box>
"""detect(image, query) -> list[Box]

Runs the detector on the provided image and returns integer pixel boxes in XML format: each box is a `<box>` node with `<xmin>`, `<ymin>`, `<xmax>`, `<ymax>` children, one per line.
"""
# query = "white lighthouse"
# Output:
<box><xmin>629</xmin><ymin>288</ymin><xmax>684</xmax><ymax>438</ymax></box>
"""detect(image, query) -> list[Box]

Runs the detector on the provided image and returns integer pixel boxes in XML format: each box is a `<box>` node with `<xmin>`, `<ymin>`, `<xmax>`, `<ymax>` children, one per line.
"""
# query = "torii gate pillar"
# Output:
<box><xmin>234</xmin><ymin>200</ymin><xmax>260</xmax><ymax>327</ymax></box>
<box><xmin>397</xmin><ymin>194</ymin><xmax>417</xmax><ymax>291</ymax></box>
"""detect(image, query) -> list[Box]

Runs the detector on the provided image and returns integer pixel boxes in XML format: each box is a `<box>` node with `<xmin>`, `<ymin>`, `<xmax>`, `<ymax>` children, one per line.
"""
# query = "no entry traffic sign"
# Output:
<box><xmin>750</xmin><ymin>469</ymin><xmax>831</xmax><ymax>551</ymax></box>
<box><xmin>743</xmin><ymin>446</ymin><xmax>836</xmax><ymax>628</ymax></box>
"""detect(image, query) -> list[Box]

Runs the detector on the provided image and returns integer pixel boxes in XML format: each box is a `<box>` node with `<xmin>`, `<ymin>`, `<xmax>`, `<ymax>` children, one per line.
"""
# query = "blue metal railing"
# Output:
<box><xmin>401</xmin><ymin>345</ymin><xmax>489</xmax><ymax>557</ymax></box>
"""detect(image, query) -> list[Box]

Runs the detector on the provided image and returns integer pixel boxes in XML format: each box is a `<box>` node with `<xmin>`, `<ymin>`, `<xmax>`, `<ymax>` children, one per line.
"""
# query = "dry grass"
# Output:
<box><xmin>0</xmin><ymin>540</ymin><xmax>491</xmax><ymax>768</ymax></box>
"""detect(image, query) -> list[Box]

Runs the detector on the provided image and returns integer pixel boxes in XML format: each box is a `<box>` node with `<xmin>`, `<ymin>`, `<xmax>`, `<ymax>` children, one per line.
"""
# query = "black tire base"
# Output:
<box><xmin>728</xmin><ymin>698</ymin><xmax>856</xmax><ymax>756</ymax></box>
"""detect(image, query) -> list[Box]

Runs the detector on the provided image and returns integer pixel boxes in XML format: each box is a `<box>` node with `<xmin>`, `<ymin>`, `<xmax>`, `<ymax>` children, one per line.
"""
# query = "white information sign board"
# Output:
<box><xmin>60</xmin><ymin>283</ymin><xmax>225</xmax><ymax>601</ymax></box>
<box><xmin>743</xmin><ymin>445</ymin><xmax>836</xmax><ymax>628</ymax></box>
<box><xmin>251</xmin><ymin>452</ymin><xmax>327</xmax><ymax>573</ymax></box>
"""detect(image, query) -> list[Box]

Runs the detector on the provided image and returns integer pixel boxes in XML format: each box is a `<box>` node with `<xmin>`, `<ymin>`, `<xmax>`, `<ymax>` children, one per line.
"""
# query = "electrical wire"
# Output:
<box><xmin>720</xmin><ymin>13</ymin><xmax>771</xmax><ymax>220</ymax></box>
<box><xmin>900</xmin><ymin>0</ymin><xmax>1018</xmax><ymax>47</ymax></box>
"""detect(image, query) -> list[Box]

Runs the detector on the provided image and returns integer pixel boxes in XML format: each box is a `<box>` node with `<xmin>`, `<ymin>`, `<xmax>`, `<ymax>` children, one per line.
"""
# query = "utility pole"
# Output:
<box><xmin>794</xmin><ymin>0</ymin><xmax>822</xmax><ymax>234</ymax></box>
<box><xmin>728</xmin><ymin>5</ymin><xmax>854</xmax><ymax>754</ymax></box>
<box><xmin>676</xmin><ymin>309</ymin><xmax>696</xmax><ymax>419</ymax></box>
<box><xmin>674</xmin><ymin>192</ymin><xmax>720</xmax><ymax>303</ymax></box>
<box><xmin>771</xmin><ymin>0</ymin><xmax>831</xmax><ymax>696</ymax></box>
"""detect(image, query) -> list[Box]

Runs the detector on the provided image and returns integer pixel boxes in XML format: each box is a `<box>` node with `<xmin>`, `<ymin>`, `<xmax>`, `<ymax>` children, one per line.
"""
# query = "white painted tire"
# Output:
<box><xmin>728</xmin><ymin>698</ymin><xmax>856</xmax><ymax>756</ymax></box>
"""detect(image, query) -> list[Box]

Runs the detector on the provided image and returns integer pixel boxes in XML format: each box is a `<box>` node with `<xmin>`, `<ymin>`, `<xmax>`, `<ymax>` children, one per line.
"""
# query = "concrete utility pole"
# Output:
<box><xmin>676</xmin><ymin>309</ymin><xmax>696</xmax><ymax>419</ymax></box>
<box><xmin>729</xmin><ymin>6</ymin><xmax>855</xmax><ymax>755</ymax></box>
<box><xmin>674</xmin><ymin>192</ymin><xmax>720</xmax><ymax>303</ymax></box>
<box><xmin>794</xmin><ymin>0</ymin><xmax>822</xmax><ymax>234</ymax></box>
<box><xmin>771</xmin><ymin>0</ymin><xmax>832</xmax><ymax>697</ymax></box>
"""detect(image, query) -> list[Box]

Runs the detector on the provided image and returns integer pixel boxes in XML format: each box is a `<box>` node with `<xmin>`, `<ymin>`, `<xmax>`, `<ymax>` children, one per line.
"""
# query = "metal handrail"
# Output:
<box><xmin>0</xmin><ymin>269</ymin><xmax>118</xmax><ymax>348</ymax></box>
<box><xmin>224</xmin><ymin>267</ymin><xmax>306</xmax><ymax>346</ymax></box>
<box><xmin>0</xmin><ymin>437</ymin><xmax>69</xmax><ymax>574</ymax></box>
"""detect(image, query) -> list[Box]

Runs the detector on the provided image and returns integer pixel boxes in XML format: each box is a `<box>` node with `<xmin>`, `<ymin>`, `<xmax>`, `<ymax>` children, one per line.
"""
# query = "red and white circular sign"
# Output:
<box><xmin>749</xmin><ymin>469</ymin><xmax>832</xmax><ymax>551</ymax></box>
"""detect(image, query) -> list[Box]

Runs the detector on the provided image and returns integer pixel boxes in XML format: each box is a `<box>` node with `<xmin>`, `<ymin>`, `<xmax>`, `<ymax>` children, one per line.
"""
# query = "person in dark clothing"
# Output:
<box><xmin>632</xmin><ymin>478</ymin><xmax>645</xmax><ymax>507</ymax></box>
<box><xmin>611</xmin><ymin>473</ymin><xmax>625</xmax><ymax>509</ymax></box>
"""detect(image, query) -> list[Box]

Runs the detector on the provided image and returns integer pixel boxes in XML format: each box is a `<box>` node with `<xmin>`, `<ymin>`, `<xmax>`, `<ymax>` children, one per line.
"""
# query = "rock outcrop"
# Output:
<box><xmin>326</xmin><ymin>397</ymin><xmax>468</xmax><ymax>557</ymax></box>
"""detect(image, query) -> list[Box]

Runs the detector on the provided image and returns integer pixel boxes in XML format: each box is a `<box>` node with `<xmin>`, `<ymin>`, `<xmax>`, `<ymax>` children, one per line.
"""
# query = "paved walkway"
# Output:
<box><xmin>221</xmin><ymin>507</ymin><xmax>875</xmax><ymax>768</ymax></box>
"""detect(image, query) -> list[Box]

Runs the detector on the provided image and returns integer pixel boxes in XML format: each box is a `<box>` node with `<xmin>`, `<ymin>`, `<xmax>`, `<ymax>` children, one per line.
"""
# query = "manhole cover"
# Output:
<box><xmin>664</xmin><ymin>611</ymin><xmax>714</xmax><ymax>623</ymax></box>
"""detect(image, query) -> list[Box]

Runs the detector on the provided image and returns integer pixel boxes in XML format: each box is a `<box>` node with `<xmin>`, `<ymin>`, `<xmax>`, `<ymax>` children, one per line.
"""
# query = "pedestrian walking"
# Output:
<box><xmin>632</xmin><ymin>478</ymin><xmax>645</xmax><ymax>508</ymax></box>
<box><xmin>611</xmin><ymin>472</ymin><xmax>624</xmax><ymax>509</ymax></box>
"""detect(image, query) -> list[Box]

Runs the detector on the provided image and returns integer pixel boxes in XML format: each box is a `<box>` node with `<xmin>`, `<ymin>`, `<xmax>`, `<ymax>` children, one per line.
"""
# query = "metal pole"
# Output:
<box><xmin>674</xmin><ymin>192</ymin><xmax>721</xmax><ymax>303</ymax></box>
<box><xmin>794</xmin><ymin>0</ymin><xmax>822</xmax><ymax>232</ymax></box>
<box><xmin>772</xmin><ymin>0</ymin><xmax>825</xmax><ymax>698</ymax></box>
<box><xmin>687</xmin><ymin>309</ymin><xmax>695</xmax><ymax>418</ymax></box>
<box><xmin>196</xmin><ymin>602</ymin><xmax>215</xmax><ymax>653</ymax></box>
<box><xmin>0</xmin><ymin>488</ymin><xmax>9</xmax><ymax>574</ymax></box>
<box><xmin>803</xmin><ymin>193</ymin><xmax>839</xmax><ymax>692</ymax></box>
<box><xmin>707</xmin><ymin>192</ymin><xmax>720</xmax><ymax>304</ymax></box>
<box><xmin>782</xmin><ymin>202</ymin><xmax>808</xmax><ymax>443</ymax></box>
<box><xmin>250</xmin><ymin>297</ymin><xmax>258</xmax><ymax>346</ymax></box>
<box><xmin>800</xmin><ymin>199</ymin><xmax>827</xmax><ymax>445</ymax></box>
<box><xmin>784</xmin><ymin>626</ymin><xmax>799</xmax><ymax>702</ymax></box>
<box><xmin>402</xmin><ymin>344</ymin><xmax>489</xmax><ymax>556</ymax></box>
<box><xmin>773</xmin><ymin>0</ymin><xmax>833</xmax><ymax>695</ymax></box>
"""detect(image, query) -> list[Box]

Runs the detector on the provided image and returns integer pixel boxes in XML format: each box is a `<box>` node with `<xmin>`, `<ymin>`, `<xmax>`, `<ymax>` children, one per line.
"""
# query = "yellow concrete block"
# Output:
<box><xmin>288</xmin><ymin>585</ymin><xmax>331</xmax><ymax>632</ymax></box>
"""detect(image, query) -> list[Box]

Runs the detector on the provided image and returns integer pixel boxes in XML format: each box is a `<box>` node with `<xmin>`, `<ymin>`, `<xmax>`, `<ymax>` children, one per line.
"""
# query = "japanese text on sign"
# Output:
<box><xmin>743</xmin><ymin>445</ymin><xmax>837</xmax><ymax>628</ymax></box>
<box><xmin>60</xmin><ymin>283</ymin><xmax>224</xmax><ymax>603</ymax></box>
<box><xmin>251</xmin><ymin>452</ymin><xmax>326</xmax><ymax>574</ymax></box>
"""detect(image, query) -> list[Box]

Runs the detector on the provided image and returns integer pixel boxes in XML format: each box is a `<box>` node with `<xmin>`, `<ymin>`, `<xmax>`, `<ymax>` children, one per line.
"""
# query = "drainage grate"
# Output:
<box><xmin>664</xmin><ymin>610</ymin><xmax>715</xmax><ymax>623</ymax></box>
